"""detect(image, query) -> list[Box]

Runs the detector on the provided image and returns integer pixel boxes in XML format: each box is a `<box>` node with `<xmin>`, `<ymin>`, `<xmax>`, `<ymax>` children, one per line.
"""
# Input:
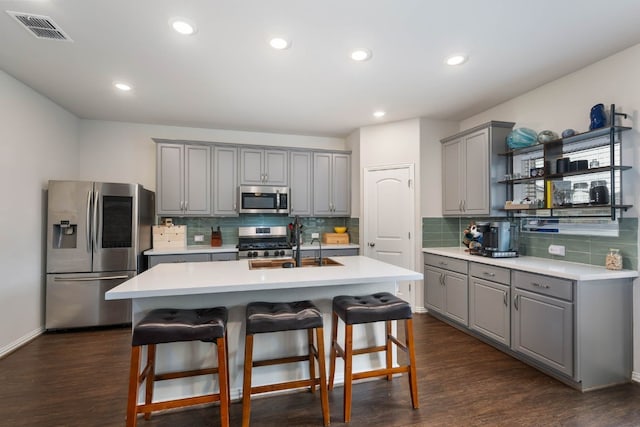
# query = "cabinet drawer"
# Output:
<box><xmin>424</xmin><ymin>254</ymin><xmax>467</xmax><ymax>274</ymax></box>
<box><xmin>211</xmin><ymin>252</ymin><xmax>238</xmax><ymax>261</ymax></box>
<box><xmin>513</xmin><ymin>271</ymin><xmax>573</xmax><ymax>302</ymax></box>
<box><xmin>148</xmin><ymin>253</ymin><xmax>211</xmax><ymax>267</ymax></box>
<box><xmin>469</xmin><ymin>262</ymin><xmax>510</xmax><ymax>285</ymax></box>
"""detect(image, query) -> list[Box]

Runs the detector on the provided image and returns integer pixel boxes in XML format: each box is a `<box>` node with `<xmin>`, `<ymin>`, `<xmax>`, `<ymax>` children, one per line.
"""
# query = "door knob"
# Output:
<box><xmin>368</xmin><ymin>242</ymin><xmax>375</xmax><ymax>247</ymax></box>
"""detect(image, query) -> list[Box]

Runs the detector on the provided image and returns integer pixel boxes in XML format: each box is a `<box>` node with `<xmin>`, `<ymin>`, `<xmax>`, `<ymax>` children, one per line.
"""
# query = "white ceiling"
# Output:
<box><xmin>2</xmin><ymin>0</ymin><xmax>640</xmax><ymax>138</ymax></box>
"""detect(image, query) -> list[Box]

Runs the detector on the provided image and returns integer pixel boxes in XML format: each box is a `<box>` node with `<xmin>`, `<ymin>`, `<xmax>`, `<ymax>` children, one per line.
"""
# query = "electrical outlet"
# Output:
<box><xmin>311</xmin><ymin>232</ymin><xmax>319</xmax><ymax>239</ymax></box>
<box><xmin>548</xmin><ymin>244</ymin><xmax>565</xmax><ymax>256</ymax></box>
<box><xmin>194</xmin><ymin>234</ymin><xmax>204</xmax><ymax>242</ymax></box>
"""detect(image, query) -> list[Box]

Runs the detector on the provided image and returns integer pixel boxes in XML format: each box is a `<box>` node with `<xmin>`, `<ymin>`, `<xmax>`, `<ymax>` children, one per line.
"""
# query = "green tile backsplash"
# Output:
<box><xmin>166</xmin><ymin>215</ymin><xmax>358</xmax><ymax>246</ymax></box>
<box><xmin>422</xmin><ymin>217</ymin><xmax>638</xmax><ymax>270</ymax></box>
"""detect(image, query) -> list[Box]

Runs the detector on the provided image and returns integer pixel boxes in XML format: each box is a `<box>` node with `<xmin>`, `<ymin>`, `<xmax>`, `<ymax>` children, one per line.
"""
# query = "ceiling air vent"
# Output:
<box><xmin>6</xmin><ymin>11</ymin><xmax>73</xmax><ymax>41</ymax></box>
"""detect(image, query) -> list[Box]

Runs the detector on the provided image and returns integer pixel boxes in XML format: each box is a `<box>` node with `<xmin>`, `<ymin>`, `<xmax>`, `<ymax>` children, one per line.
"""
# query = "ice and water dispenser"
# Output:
<box><xmin>52</xmin><ymin>220</ymin><xmax>77</xmax><ymax>249</ymax></box>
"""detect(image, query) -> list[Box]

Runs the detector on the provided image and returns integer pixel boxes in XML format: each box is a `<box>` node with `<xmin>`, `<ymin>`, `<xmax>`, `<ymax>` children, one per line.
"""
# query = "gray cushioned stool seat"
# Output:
<box><xmin>332</xmin><ymin>292</ymin><xmax>412</xmax><ymax>325</ymax></box>
<box><xmin>246</xmin><ymin>300</ymin><xmax>323</xmax><ymax>334</ymax></box>
<box><xmin>132</xmin><ymin>307</ymin><xmax>228</xmax><ymax>346</ymax></box>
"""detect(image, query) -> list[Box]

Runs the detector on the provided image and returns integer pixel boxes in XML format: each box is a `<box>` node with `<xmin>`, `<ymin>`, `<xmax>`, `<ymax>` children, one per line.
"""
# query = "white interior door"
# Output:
<box><xmin>364</xmin><ymin>165</ymin><xmax>415</xmax><ymax>306</ymax></box>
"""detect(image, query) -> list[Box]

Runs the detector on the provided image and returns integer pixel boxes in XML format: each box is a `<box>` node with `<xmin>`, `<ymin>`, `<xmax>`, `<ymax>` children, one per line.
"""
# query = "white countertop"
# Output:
<box><xmin>144</xmin><ymin>243</ymin><xmax>359</xmax><ymax>256</ymax></box>
<box><xmin>106</xmin><ymin>255</ymin><xmax>420</xmax><ymax>300</ymax></box>
<box><xmin>423</xmin><ymin>247</ymin><xmax>638</xmax><ymax>281</ymax></box>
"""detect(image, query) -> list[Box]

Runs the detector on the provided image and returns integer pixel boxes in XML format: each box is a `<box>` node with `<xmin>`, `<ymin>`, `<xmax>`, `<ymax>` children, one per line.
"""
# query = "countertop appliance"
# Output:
<box><xmin>238</xmin><ymin>186</ymin><xmax>289</xmax><ymax>214</ymax></box>
<box><xmin>46</xmin><ymin>181</ymin><xmax>154</xmax><ymax>330</ymax></box>
<box><xmin>237</xmin><ymin>226</ymin><xmax>292</xmax><ymax>258</ymax></box>
<box><xmin>480</xmin><ymin>221</ymin><xmax>518</xmax><ymax>258</ymax></box>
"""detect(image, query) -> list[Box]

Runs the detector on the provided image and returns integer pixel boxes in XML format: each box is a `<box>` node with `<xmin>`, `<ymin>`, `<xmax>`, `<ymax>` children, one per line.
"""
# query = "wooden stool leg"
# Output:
<box><xmin>405</xmin><ymin>318</ymin><xmax>419</xmax><ymax>409</ymax></box>
<box><xmin>126</xmin><ymin>346</ymin><xmax>141</xmax><ymax>427</ymax></box>
<box><xmin>385</xmin><ymin>320</ymin><xmax>393</xmax><ymax>381</ymax></box>
<box><xmin>225</xmin><ymin>334</ymin><xmax>231</xmax><ymax>412</ymax></box>
<box><xmin>242</xmin><ymin>334</ymin><xmax>254</xmax><ymax>427</ymax></box>
<box><xmin>343</xmin><ymin>323</ymin><xmax>353</xmax><ymax>423</ymax></box>
<box><xmin>308</xmin><ymin>328</ymin><xmax>316</xmax><ymax>394</ymax></box>
<box><xmin>217</xmin><ymin>336</ymin><xmax>230</xmax><ymax>427</ymax></box>
<box><xmin>143</xmin><ymin>344</ymin><xmax>156</xmax><ymax>420</ymax></box>
<box><xmin>328</xmin><ymin>311</ymin><xmax>339</xmax><ymax>390</ymax></box>
<box><xmin>315</xmin><ymin>327</ymin><xmax>331</xmax><ymax>426</ymax></box>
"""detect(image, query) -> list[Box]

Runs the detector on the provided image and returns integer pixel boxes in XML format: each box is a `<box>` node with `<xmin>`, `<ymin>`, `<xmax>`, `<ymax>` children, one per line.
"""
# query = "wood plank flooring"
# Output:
<box><xmin>1</xmin><ymin>314</ymin><xmax>639</xmax><ymax>426</ymax></box>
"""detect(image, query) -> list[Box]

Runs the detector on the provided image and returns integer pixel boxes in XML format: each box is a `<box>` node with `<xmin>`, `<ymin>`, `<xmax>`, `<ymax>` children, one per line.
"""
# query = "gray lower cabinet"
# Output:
<box><xmin>300</xmin><ymin>248</ymin><xmax>358</xmax><ymax>258</ymax></box>
<box><xmin>213</xmin><ymin>146</ymin><xmax>238</xmax><ymax>216</ymax></box>
<box><xmin>424</xmin><ymin>254</ymin><xmax>469</xmax><ymax>326</ymax></box>
<box><xmin>148</xmin><ymin>252</ymin><xmax>237</xmax><ymax>268</ymax></box>
<box><xmin>469</xmin><ymin>263</ymin><xmax>511</xmax><ymax>346</ymax></box>
<box><xmin>511</xmin><ymin>271</ymin><xmax>574</xmax><ymax>377</ymax></box>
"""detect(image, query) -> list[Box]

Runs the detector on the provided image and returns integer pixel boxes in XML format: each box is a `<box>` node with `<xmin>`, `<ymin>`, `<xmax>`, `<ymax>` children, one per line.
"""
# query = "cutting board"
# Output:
<box><xmin>152</xmin><ymin>225</ymin><xmax>186</xmax><ymax>249</ymax></box>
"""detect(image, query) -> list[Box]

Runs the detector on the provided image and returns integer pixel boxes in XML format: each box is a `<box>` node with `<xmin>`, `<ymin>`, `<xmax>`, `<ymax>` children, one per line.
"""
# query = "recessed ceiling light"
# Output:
<box><xmin>445</xmin><ymin>54</ymin><xmax>467</xmax><ymax>66</ymax></box>
<box><xmin>170</xmin><ymin>18</ymin><xmax>197</xmax><ymax>35</ymax></box>
<box><xmin>269</xmin><ymin>37</ymin><xmax>290</xmax><ymax>50</ymax></box>
<box><xmin>373</xmin><ymin>111</ymin><xmax>386</xmax><ymax>118</ymax></box>
<box><xmin>114</xmin><ymin>82</ymin><xmax>132</xmax><ymax>92</ymax></box>
<box><xmin>351</xmin><ymin>49</ymin><xmax>372</xmax><ymax>61</ymax></box>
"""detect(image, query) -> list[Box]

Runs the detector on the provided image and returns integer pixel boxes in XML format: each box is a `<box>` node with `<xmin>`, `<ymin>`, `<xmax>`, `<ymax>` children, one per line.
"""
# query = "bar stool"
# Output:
<box><xmin>328</xmin><ymin>292</ymin><xmax>418</xmax><ymax>423</ymax></box>
<box><xmin>126</xmin><ymin>307</ymin><xmax>230</xmax><ymax>427</ymax></box>
<box><xmin>242</xmin><ymin>300</ymin><xmax>330</xmax><ymax>427</ymax></box>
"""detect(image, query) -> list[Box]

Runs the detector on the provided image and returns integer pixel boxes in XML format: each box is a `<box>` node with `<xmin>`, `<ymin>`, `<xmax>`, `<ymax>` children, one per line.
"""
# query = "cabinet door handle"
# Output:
<box><xmin>503</xmin><ymin>291</ymin><xmax>508</xmax><ymax>306</ymax></box>
<box><xmin>532</xmin><ymin>282</ymin><xmax>550</xmax><ymax>289</ymax></box>
<box><xmin>483</xmin><ymin>271</ymin><xmax>495</xmax><ymax>277</ymax></box>
<box><xmin>184</xmin><ymin>201</ymin><xmax>188</xmax><ymax>211</ymax></box>
<box><xmin>439</xmin><ymin>261</ymin><xmax>448</xmax><ymax>266</ymax></box>
<box><xmin>440</xmin><ymin>273</ymin><xmax>445</xmax><ymax>286</ymax></box>
<box><xmin>462</xmin><ymin>200</ymin><xmax>466</xmax><ymax>211</ymax></box>
<box><xmin>514</xmin><ymin>294</ymin><xmax>519</xmax><ymax>310</ymax></box>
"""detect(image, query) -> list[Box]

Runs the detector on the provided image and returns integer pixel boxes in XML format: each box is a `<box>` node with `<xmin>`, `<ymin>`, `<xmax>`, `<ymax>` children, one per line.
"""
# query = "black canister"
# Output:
<box><xmin>589</xmin><ymin>181</ymin><xmax>610</xmax><ymax>205</ymax></box>
<box><xmin>556</xmin><ymin>158</ymin><xmax>570</xmax><ymax>174</ymax></box>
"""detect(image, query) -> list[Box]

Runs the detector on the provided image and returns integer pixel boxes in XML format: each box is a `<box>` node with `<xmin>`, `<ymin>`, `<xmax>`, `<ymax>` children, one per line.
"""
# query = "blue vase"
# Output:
<box><xmin>589</xmin><ymin>104</ymin><xmax>606</xmax><ymax>130</ymax></box>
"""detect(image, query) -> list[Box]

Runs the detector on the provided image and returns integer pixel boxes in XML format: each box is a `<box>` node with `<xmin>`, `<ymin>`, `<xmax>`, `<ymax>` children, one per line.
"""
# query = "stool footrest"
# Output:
<box><xmin>253</xmin><ymin>354</ymin><xmax>312</xmax><ymax>368</ymax></box>
<box><xmin>154</xmin><ymin>367</ymin><xmax>218</xmax><ymax>381</ymax></box>
<box><xmin>137</xmin><ymin>393</ymin><xmax>221</xmax><ymax>414</ymax></box>
<box><xmin>352</xmin><ymin>365</ymin><xmax>410</xmax><ymax>381</ymax></box>
<box><xmin>251</xmin><ymin>378</ymin><xmax>319</xmax><ymax>395</ymax></box>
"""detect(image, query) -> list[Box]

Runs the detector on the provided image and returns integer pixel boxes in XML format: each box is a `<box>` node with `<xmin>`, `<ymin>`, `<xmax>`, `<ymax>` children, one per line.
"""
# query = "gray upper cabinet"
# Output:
<box><xmin>213</xmin><ymin>146</ymin><xmax>238</xmax><ymax>216</ymax></box>
<box><xmin>441</xmin><ymin>121</ymin><xmax>514</xmax><ymax>216</ymax></box>
<box><xmin>157</xmin><ymin>143</ymin><xmax>211</xmax><ymax>216</ymax></box>
<box><xmin>240</xmin><ymin>148</ymin><xmax>288</xmax><ymax>186</ymax></box>
<box><xmin>289</xmin><ymin>151</ymin><xmax>313</xmax><ymax>216</ymax></box>
<box><xmin>313</xmin><ymin>152</ymin><xmax>350</xmax><ymax>216</ymax></box>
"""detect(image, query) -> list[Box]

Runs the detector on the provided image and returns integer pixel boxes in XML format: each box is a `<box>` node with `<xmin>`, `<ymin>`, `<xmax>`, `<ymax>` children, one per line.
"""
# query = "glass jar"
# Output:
<box><xmin>605</xmin><ymin>248</ymin><xmax>622</xmax><ymax>270</ymax></box>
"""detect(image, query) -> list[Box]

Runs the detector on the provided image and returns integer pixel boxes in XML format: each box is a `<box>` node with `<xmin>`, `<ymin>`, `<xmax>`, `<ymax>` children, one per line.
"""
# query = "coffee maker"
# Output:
<box><xmin>481</xmin><ymin>221</ymin><xmax>518</xmax><ymax>258</ymax></box>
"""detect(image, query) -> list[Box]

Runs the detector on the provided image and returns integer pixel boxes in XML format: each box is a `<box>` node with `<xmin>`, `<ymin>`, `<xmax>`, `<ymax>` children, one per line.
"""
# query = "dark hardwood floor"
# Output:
<box><xmin>1</xmin><ymin>314</ymin><xmax>639</xmax><ymax>427</ymax></box>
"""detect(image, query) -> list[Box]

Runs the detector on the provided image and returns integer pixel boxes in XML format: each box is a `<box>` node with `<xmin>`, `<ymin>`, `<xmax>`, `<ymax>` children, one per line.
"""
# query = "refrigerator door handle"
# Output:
<box><xmin>86</xmin><ymin>190</ymin><xmax>93</xmax><ymax>252</ymax></box>
<box><xmin>92</xmin><ymin>190</ymin><xmax>100</xmax><ymax>252</ymax></box>
<box><xmin>53</xmin><ymin>275</ymin><xmax>130</xmax><ymax>282</ymax></box>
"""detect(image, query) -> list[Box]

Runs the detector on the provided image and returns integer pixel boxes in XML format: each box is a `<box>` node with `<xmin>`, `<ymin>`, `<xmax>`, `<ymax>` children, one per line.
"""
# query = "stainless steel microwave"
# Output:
<box><xmin>238</xmin><ymin>186</ymin><xmax>289</xmax><ymax>214</ymax></box>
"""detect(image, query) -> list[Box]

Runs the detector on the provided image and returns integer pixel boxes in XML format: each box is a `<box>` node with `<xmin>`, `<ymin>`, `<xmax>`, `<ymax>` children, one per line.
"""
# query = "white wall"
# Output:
<box><xmin>459</xmin><ymin>43</ymin><xmax>640</xmax><ymax>379</ymax></box>
<box><xmin>78</xmin><ymin>120</ymin><xmax>346</xmax><ymax>191</ymax></box>
<box><xmin>0</xmin><ymin>71</ymin><xmax>79</xmax><ymax>356</ymax></box>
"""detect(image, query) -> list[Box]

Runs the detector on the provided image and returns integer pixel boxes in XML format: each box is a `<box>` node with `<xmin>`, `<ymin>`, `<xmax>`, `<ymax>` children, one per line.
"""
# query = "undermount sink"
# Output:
<box><xmin>248</xmin><ymin>257</ymin><xmax>343</xmax><ymax>270</ymax></box>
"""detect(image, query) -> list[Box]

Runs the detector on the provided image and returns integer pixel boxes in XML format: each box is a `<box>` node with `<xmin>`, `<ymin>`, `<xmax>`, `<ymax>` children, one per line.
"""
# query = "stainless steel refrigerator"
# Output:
<box><xmin>45</xmin><ymin>181</ymin><xmax>154</xmax><ymax>330</ymax></box>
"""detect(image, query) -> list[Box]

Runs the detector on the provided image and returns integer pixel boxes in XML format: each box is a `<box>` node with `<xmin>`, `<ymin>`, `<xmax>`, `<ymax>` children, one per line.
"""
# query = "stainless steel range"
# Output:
<box><xmin>237</xmin><ymin>226</ymin><xmax>293</xmax><ymax>258</ymax></box>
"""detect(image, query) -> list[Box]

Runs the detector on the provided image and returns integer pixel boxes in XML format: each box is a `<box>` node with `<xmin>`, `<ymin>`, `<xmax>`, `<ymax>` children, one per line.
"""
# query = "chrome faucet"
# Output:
<box><xmin>310</xmin><ymin>236</ymin><xmax>322</xmax><ymax>266</ymax></box>
<box><xmin>293</xmin><ymin>215</ymin><xmax>302</xmax><ymax>267</ymax></box>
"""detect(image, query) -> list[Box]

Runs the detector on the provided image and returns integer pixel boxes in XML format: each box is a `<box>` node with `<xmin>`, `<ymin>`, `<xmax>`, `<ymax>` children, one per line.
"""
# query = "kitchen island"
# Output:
<box><xmin>106</xmin><ymin>255</ymin><xmax>422</xmax><ymax>401</ymax></box>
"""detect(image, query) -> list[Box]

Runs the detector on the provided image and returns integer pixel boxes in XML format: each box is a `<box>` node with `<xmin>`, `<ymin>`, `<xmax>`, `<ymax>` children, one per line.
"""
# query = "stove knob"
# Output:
<box><xmin>279</xmin><ymin>250</ymin><xmax>285</xmax><ymax>256</ymax></box>
<box><xmin>252</xmin><ymin>251</ymin><xmax>258</xmax><ymax>258</ymax></box>
<box><xmin>264</xmin><ymin>251</ymin><xmax>270</xmax><ymax>257</ymax></box>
